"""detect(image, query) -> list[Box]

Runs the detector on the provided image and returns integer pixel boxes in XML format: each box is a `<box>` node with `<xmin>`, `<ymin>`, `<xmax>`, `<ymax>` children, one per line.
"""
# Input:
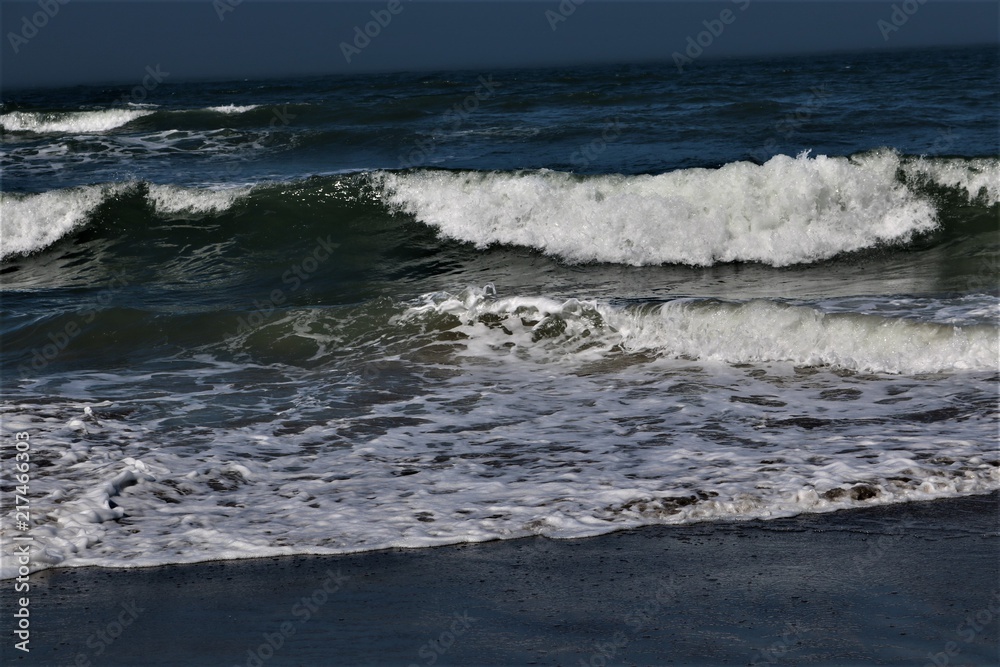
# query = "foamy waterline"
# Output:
<box><xmin>1</xmin><ymin>361</ymin><xmax>996</xmax><ymax>579</ymax></box>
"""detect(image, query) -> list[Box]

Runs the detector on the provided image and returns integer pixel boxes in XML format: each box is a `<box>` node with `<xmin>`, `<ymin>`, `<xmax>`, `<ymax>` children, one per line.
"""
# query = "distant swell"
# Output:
<box><xmin>380</xmin><ymin>151</ymin><xmax>998</xmax><ymax>267</ymax></box>
<box><xmin>204</xmin><ymin>104</ymin><xmax>262</xmax><ymax>114</ymax></box>
<box><xmin>0</xmin><ymin>105</ymin><xmax>267</xmax><ymax>135</ymax></box>
<box><xmin>0</xmin><ymin>109</ymin><xmax>154</xmax><ymax>134</ymax></box>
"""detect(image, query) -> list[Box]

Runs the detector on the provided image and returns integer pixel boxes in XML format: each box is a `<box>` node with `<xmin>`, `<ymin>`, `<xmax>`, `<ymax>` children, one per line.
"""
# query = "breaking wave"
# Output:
<box><xmin>402</xmin><ymin>288</ymin><xmax>1000</xmax><ymax>375</ymax></box>
<box><xmin>379</xmin><ymin>151</ymin><xmax>998</xmax><ymax>267</ymax></box>
<box><xmin>2</xmin><ymin>151</ymin><xmax>996</xmax><ymax>265</ymax></box>
<box><xmin>0</xmin><ymin>183</ymin><xmax>250</xmax><ymax>259</ymax></box>
<box><xmin>0</xmin><ymin>109</ymin><xmax>154</xmax><ymax>134</ymax></box>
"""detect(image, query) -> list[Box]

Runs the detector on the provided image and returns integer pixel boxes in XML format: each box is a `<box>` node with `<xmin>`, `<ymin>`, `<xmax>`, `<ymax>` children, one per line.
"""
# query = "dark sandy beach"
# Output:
<box><xmin>2</xmin><ymin>492</ymin><xmax>997</xmax><ymax>667</ymax></box>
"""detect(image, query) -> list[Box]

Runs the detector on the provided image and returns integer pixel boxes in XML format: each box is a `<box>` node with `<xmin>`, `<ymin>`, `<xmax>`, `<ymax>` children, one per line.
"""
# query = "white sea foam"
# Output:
<box><xmin>205</xmin><ymin>104</ymin><xmax>261</xmax><ymax>114</ymax></box>
<box><xmin>0</xmin><ymin>185</ymin><xmax>122</xmax><ymax>260</ymax></box>
<box><xmin>147</xmin><ymin>184</ymin><xmax>251</xmax><ymax>214</ymax></box>
<box><xmin>401</xmin><ymin>289</ymin><xmax>1000</xmax><ymax>374</ymax></box>
<box><xmin>1</xmin><ymin>327</ymin><xmax>996</xmax><ymax>577</ymax></box>
<box><xmin>903</xmin><ymin>156</ymin><xmax>1000</xmax><ymax>205</ymax></box>
<box><xmin>378</xmin><ymin>151</ymin><xmax>998</xmax><ymax>267</ymax></box>
<box><xmin>0</xmin><ymin>183</ymin><xmax>250</xmax><ymax>259</ymax></box>
<box><xmin>0</xmin><ymin>109</ymin><xmax>153</xmax><ymax>134</ymax></box>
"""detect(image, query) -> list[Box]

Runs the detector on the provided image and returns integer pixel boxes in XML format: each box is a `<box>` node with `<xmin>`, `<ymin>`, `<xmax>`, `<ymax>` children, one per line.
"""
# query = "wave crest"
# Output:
<box><xmin>0</xmin><ymin>109</ymin><xmax>153</xmax><ymax>134</ymax></box>
<box><xmin>401</xmin><ymin>287</ymin><xmax>1000</xmax><ymax>374</ymax></box>
<box><xmin>377</xmin><ymin>151</ymin><xmax>993</xmax><ymax>267</ymax></box>
<box><xmin>0</xmin><ymin>183</ymin><xmax>250</xmax><ymax>259</ymax></box>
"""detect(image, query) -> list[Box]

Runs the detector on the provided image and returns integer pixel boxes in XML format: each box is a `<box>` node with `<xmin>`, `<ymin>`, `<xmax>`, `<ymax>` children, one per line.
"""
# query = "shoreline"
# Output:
<box><xmin>2</xmin><ymin>492</ymin><xmax>998</xmax><ymax>666</ymax></box>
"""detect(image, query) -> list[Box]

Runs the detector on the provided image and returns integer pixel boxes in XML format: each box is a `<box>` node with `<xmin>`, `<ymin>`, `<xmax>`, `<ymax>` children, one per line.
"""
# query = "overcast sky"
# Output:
<box><xmin>1</xmin><ymin>0</ymin><xmax>997</xmax><ymax>88</ymax></box>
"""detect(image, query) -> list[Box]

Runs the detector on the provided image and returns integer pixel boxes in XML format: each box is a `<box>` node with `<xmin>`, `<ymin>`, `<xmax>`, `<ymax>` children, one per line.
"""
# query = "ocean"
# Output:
<box><xmin>1</xmin><ymin>45</ymin><xmax>997</xmax><ymax>579</ymax></box>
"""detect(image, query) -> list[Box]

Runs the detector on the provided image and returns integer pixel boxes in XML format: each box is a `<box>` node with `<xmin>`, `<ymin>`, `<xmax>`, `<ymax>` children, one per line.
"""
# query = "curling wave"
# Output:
<box><xmin>0</xmin><ymin>109</ymin><xmax>154</xmax><ymax>134</ymax></box>
<box><xmin>0</xmin><ymin>183</ymin><xmax>251</xmax><ymax>259</ymax></box>
<box><xmin>379</xmin><ymin>150</ymin><xmax>998</xmax><ymax>266</ymax></box>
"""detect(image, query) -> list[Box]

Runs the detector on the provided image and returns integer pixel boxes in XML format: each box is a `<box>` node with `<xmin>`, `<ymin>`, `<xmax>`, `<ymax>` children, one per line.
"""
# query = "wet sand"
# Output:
<box><xmin>2</xmin><ymin>492</ymin><xmax>997</xmax><ymax>666</ymax></box>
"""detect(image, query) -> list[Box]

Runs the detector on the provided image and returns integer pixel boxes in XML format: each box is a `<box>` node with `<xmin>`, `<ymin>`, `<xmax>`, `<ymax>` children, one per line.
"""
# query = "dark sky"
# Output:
<box><xmin>1</xmin><ymin>0</ymin><xmax>998</xmax><ymax>88</ymax></box>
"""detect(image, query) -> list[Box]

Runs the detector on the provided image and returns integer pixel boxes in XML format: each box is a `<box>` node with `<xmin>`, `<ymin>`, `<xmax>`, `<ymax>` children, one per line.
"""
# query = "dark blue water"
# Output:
<box><xmin>0</xmin><ymin>45</ymin><xmax>997</xmax><ymax>577</ymax></box>
<box><xmin>3</xmin><ymin>46</ymin><xmax>997</xmax><ymax>191</ymax></box>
